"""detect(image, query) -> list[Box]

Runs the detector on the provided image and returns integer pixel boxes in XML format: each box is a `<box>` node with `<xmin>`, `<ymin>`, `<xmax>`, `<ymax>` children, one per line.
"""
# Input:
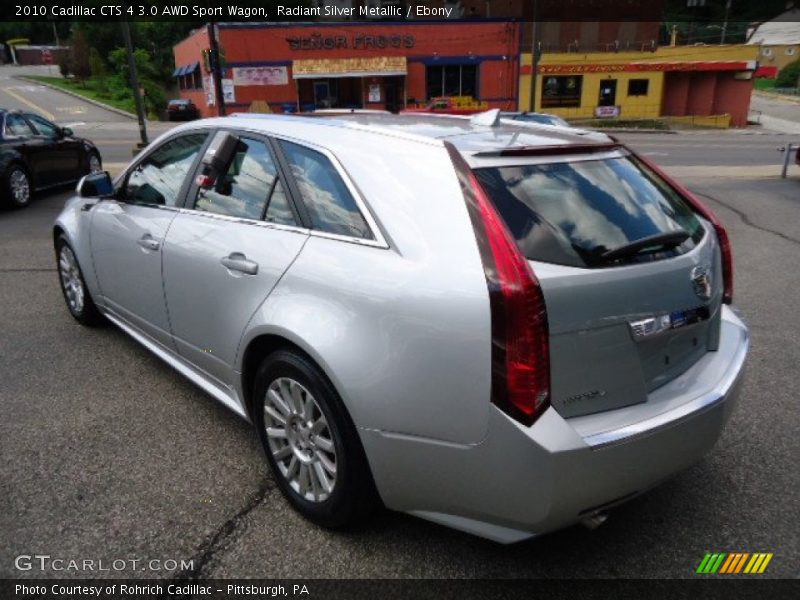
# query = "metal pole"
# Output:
<box><xmin>528</xmin><ymin>0</ymin><xmax>539</xmax><ymax>112</ymax></box>
<box><xmin>121</xmin><ymin>21</ymin><xmax>149</xmax><ymax>151</ymax></box>
<box><xmin>721</xmin><ymin>0</ymin><xmax>732</xmax><ymax>44</ymax></box>
<box><xmin>208</xmin><ymin>22</ymin><xmax>226</xmax><ymax>117</ymax></box>
<box><xmin>781</xmin><ymin>143</ymin><xmax>794</xmax><ymax>178</ymax></box>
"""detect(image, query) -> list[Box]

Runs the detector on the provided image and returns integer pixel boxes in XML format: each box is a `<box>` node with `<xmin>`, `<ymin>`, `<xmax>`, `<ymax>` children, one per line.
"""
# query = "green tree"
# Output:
<box><xmin>776</xmin><ymin>60</ymin><xmax>800</xmax><ymax>88</ymax></box>
<box><xmin>58</xmin><ymin>56</ymin><xmax>70</xmax><ymax>79</ymax></box>
<box><xmin>89</xmin><ymin>47</ymin><xmax>106</xmax><ymax>79</ymax></box>
<box><xmin>70</xmin><ymin>29</ymin><xmax>91</xmax><ymax>83</ymax></box>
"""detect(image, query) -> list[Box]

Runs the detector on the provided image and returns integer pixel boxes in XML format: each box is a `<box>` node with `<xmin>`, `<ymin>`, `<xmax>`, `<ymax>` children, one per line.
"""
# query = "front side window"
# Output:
<box><xmin>26</xmin><ymin>114</ymin><xmax>59</xmax><ymax>137</ymax></box>
<box><xmin>279</xmin><ymin>141</ymin><xmax>372</xmax><ymax>239</ymax></box>
<box><xmin>474</xmin><ymin>156</ymin><xmax>704</xmax><ymax>268</ymax></box>
<box><xmin>122</xmin><ymin>133</ymin><xmax>208</xmax><ymax>206</ymax></box>
<box><xmin>426</xmin><ymin>64</ymin><xmax>478</xmax><ymax>99</ymax></box>
<box><xmin>541</xmin><ymin>75</ymin><xmax>583</xmax><ymax>108</ymax></box>
<box><xmin>194</xmin><ymin>136</ymin><xmax>295</xmax><ymax>226</ymax></box>
<box><xmin>4</xmin><ymin>114</ymin><xmax>35</xmax><ymax>137</ymax></box>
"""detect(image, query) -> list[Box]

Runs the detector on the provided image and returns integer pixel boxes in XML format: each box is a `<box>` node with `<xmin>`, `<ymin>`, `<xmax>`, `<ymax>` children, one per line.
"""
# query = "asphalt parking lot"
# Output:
<box><xmin>1</xmin><ymin>168</ymin><xmax>798</xmax><ymax>580</ymax></box>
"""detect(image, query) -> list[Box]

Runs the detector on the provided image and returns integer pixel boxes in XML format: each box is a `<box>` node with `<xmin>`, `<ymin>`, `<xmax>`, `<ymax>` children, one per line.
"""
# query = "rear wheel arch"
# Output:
<box><xmin>241</xmin><ymin>334</ymin><xmax>340</xmax><ymax>422</ymax></box>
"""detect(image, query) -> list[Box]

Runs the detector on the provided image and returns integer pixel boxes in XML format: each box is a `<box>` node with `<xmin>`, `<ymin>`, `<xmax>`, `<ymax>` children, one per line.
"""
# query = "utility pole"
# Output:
<box><xmin>121</xmin><ymin>21</ymin><xmax>149</xmax><ymax>151</ymax></box>
<box><xmin>528</xmin><ymin>0</ymin><xmax>540</xmax><ymax>113</ymax></box>
<box><xmin>208</xmin><ymin>22</ymin><xmax>226</xmax><ymax>117</ymax></box>
<box><xmin>721</xmin><ymin>0</ymin><xmax>732</xmax><ymax>44</ymax></box>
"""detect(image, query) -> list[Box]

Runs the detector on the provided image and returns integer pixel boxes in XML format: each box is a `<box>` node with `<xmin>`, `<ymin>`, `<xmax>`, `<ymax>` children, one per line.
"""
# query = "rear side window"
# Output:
<box><xmin>4</xmin><ymin>114</ymin><xmax>34</xmax><ymax>137</ymax></box>
<box><xmin>474</xmin><ymin>156</ymin><xmax>704</xmax><ymax>268</ymax></box>
<box><xmin>279</xmin><ymin>141</ymin><xmax>372</xmax><ymax>240</ymax></box>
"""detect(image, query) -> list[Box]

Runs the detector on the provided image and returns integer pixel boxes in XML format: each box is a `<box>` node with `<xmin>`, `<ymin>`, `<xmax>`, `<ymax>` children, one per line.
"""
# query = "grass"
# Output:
<box><xmin>24</xmin><ymin>75</ymin><xmax>160</xmax><ymax>119</ymax></box>
<box><xmin>755</xmin><ymin>78</ymin><xmax>777</xmax><ymax>91</ymax></box>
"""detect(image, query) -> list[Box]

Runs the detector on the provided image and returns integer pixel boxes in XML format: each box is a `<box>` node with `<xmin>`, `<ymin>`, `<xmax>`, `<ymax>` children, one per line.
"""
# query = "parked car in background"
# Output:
<box><xmin>500</xmin><ymin>111</ymin><xmax>572</xmax><ymax>128</ymax></box>
<box><xmin>54</xmin><ymin>111</ymin><xmax>748</xmax><ymax>543</ymax></box>
<box><xmin>167</xmin><ymin>99</ymin><xmax>200</xmax><ymax>121</ymax></box>
<box><xmin>1</xmin><ymin>109</ymin><xmax>101</xmax><ymax>209</ymax></box>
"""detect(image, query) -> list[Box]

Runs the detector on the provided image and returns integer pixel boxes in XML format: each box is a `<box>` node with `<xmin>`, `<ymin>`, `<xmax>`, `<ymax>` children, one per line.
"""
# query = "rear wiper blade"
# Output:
<box><xmin>600</xmin><ymin>230</ymin><xmax>690</xmax><ymax>262</ymax></box>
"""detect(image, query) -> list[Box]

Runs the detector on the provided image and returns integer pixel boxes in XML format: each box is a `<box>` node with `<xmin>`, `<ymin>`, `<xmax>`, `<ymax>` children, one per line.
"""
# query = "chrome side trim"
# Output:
<box><xmin>103</xmin><ymin>311</ymin><xmax>250</xmax><ymax>421</ymax></box>
<box><xmin>583</xmin><ymin>326</ymin><xmax>749</xmax><ymax>448</ymax></box>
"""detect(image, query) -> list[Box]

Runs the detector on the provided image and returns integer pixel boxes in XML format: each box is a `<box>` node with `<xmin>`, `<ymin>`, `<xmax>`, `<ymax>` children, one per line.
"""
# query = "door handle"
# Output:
<box><xmin>220</xmin><ymin>252</ymin><xmax>259</xmax><ymax>275</ymax></box>
<box><xmin>137</xmin><ymin>234</ymin><xmax>161</xmax><ymax>251</ymax></box>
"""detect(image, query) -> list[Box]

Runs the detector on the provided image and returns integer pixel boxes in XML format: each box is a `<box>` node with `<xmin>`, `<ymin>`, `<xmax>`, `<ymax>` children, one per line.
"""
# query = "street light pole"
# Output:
<box><xmin>721</xmin><ymin>0</ymin><xmax>732</xmax><ymax>44</ymax></box>
<box><xmin>121</xmin><ymin>21</ymin><xmax>149</xmax><ymax>151</ymax></box>
<box><xmin>528</xmin><ymin>0</ymin><xmax>540</xmax><ymax>112</ymax></box>
<box><xmin>208</xmin><ymin>22</ymin><xmax>226</xmax><ymax>117</ymax></box>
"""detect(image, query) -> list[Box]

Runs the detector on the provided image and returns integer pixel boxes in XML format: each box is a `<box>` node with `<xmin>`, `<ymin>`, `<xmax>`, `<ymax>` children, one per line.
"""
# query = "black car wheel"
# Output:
<box><xmin>253</xmin><ymin>350</ymin><xmax>379</xmax><ymax>529</ymax></box>
<box><xmin>3</xmin><ymin>165</ymin><xmax>31</xmax><ymax>209</ymax></box>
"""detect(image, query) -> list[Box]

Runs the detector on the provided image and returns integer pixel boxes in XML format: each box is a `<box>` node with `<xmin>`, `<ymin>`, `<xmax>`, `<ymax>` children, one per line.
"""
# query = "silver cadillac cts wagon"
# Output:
<box><xmin>54</xmin><ymin>111</ymin><xmax>748</xmax><ymax>543</ymax></box>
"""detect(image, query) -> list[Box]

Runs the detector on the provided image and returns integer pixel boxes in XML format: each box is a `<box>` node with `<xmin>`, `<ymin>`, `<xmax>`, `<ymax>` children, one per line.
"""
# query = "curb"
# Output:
<box><xmin>16</xmin><ymin>76</ymin><xmax>151</xmax><ymax>122</ymax></box>
<box><xmin>588</xmin><ymin>128</ymin><xmax>677</xmax><ymax>134</ymax></box>
<box><xmin>753</xmin><ymin>89</ymin><xmax>800</xmax><ymax>105</ymax></box>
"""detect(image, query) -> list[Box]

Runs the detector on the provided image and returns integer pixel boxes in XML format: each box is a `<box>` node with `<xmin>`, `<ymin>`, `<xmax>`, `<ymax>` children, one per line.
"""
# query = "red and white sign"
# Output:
<box><xmin>594</xmin><ymin>105</ymin><xmax>621</xmax><ymax>118</ymax></box>
<box><xmin>41</xmin><ymin>49</ymin><xmax>53</xmax><ymax>65</ymax></box>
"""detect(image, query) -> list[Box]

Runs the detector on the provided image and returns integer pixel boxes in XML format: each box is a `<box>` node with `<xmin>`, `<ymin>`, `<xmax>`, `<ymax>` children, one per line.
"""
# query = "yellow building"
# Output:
<box><xmin>747</xmin><ymin>8</ymin><xmax>800</xmax><ymax>75</ymax></box>
<box><xmin>519</xmin><ymin>44</ymin><xmax>759</xmax><ymax>127</ymax></box>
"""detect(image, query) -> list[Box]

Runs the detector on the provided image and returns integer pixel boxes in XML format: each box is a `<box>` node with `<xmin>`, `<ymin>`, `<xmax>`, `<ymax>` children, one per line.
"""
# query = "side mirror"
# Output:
<box><xmin>77</xmin><ymin>171</ymin><xmax>114</xmax><ymax>198</ymax></box>
<box><xmin>61</xmin><ymin>127</ymin><xmax>73</xmax><ymax>138</ymax></box>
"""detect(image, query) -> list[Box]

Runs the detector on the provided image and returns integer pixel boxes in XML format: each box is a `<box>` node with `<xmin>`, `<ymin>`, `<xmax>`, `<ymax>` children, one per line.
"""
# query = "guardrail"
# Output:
<box><xmin>778</xmin><ymin>143</ymin><xmax>799</xmax><ymax>178</ymax></box>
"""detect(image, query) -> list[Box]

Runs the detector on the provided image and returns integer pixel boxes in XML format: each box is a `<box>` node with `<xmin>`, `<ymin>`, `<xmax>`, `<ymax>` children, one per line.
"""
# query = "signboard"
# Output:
<box><xmin>41</xmin><ymin>49</ymin><xmax>52</xmax><ymax>65</ymax></box>
<box><xmin>222</xmin><ymin>79</ymin><xmax>235</xmax><ymax>103</ymax></box>
<box><xmin>594</xmin><ymin>105</ymin><xmax>621</xmax><ymax>118</ymax></box>
<box><xmin>287</xmin><ymin>33</ymin><xmax>415</xmax><ymax>51</ymax></box>
<box><xmin>232</xmin><ymin>66</ymin><xmax>289</xmax><ymax>86</ymax></box>
<box><xmin>368</xmin><ymin>84</ymin><xmax>381</xmax><ymax>103</ymax></box>
<box><xmin>204</xmin><ymin>75</ymin><xmax>215</xmax><ymax>107</ymax></box>
<box><xmin>539</xmin><ymin>61</ymin><xmax>754</xmax><ymax>75</ymax></box>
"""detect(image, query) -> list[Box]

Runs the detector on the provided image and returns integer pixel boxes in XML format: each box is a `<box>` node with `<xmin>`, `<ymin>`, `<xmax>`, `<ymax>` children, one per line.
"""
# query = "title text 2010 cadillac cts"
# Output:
<box><xmin>54</xmin><ymin>112</ymin><xmax>748</xmax><ymax>543</ymax></box>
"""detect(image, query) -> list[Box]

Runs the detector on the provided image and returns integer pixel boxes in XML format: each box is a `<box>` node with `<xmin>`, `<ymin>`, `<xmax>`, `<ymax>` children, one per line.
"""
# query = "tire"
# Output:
<box><xmin>3</xmin><ymin>164</ymin><xmax>32</xmax><ymax>209</ymax></box>
<box><xmin>253</xmin><ymin>350</ymin><xmax>379</xmax><ymax>529</ymax></box>
<box><xmin>55</xmin><ymin>235</ymin><xmax>104</xmax><ymax>326</ymax></box>
<box><xmin>87</xmin><ymin>152</ymin><xmax>102</xmax><ymax>174</ymax></box>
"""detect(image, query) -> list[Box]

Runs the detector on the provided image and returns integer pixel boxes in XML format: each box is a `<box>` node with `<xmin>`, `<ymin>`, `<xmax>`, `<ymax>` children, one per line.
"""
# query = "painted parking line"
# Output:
<box><xmin>1</xmin><ymin>87</ymin><xmax>56</xmax><ymax>120</ymax></box>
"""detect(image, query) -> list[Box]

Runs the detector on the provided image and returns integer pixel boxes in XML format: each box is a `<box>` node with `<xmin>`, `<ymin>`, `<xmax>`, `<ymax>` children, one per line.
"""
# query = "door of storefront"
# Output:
<box><xmin>599</xmin><ymin>79</ymin><xmax>618</xmax><ymax>106</ymax></box>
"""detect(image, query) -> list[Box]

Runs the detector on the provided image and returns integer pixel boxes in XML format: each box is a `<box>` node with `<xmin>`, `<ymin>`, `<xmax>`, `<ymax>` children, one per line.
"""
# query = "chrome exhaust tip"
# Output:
<box><xmin>581</xmin><ymin>512</ymin><xmax>608</xmax><ymax>530</ymax></box>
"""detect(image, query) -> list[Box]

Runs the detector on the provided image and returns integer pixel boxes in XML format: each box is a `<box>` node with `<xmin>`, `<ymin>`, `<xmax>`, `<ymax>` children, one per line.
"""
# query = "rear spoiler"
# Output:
<box><xmin>472</xmin><ymin>143</ymin><xmax>623</xmax><ymax>158</ymax></box>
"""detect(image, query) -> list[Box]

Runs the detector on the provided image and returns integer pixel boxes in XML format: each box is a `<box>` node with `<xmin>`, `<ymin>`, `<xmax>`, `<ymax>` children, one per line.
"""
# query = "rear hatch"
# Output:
<box><xmin>472</xmin><ymin>148</ymin><xmax>724</xmax><ymax>418</ymax></box>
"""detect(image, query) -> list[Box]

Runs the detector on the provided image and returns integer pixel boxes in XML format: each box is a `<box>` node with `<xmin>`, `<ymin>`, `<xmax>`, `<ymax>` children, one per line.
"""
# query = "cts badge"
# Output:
<box><xmin>691</xmin><ymin>265</ymin><xmax>713</xmax><ymax>301</ymax></box>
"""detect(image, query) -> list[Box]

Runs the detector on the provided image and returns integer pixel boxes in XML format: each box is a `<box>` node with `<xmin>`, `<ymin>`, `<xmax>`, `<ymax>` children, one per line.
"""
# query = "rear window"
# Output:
<box><xmin>474</xmin><ymin>156</ymin><xmax>704</xmax><ymax>268</ymax></box>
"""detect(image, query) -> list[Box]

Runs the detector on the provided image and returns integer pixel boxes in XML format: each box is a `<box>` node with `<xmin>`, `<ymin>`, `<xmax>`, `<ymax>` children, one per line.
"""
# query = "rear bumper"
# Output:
<box><xmin>360</xmin><ymin>305</ymin><xmax>748</xmax><ymax>543</ymax></box>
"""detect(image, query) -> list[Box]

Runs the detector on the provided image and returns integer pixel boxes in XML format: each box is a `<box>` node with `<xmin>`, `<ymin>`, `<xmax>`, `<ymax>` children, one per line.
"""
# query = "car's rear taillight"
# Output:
<box><xmin>446</xmin><ymin>143</ymin><xmax>550</xmax><ymax>425</ymax></box>
<box><xmin>633</xmin><ymin>152</ymin><xmax>734</xmax><ymax>304</ymax></box>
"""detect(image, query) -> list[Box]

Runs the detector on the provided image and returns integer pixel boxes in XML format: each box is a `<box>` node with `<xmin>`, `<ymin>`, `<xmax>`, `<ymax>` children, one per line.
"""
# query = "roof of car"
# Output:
<box><xmin>206</xmin><ymin>112</ymin><xmax>611</xmax><ymax>153</ymax></box>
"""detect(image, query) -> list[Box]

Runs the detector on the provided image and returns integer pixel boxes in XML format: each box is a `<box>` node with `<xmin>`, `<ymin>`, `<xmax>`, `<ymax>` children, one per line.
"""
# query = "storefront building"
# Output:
<box><xmin>519</xmin><ymin>45</ymin><xmax>759</xmax><ymax>127</ymax></box>
<box><xmin>173</xmin><ymin>21</ymin><xmax>520</xmax><ymax>117</ymax></box>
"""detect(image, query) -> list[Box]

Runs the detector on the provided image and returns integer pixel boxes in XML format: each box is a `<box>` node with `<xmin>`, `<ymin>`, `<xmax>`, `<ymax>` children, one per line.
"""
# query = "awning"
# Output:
<box><xmin>173</xmin><ymin>63</ymin><xmax>200</xmax><ymax>77</ymax></box>
<box><xmin>292</xmin><ymin>56</ymin><xmax>407</xmax><ymax>79</ymax></box>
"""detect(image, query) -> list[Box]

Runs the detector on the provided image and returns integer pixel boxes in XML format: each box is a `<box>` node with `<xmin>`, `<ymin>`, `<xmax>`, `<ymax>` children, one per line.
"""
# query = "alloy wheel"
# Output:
<box><xmin>263</xmin><ymin>377</ymin><xmax>337</xmax><ymax>502</ymax></box>
<box><xmin>58</xmin><ymin>246</ymin><xmax>85</xmax><ymax>315</ymax></box>
<box><xmin>9</xmin><ymin>169</ymin><xmax>30</xmax><ymax>206</ymax></box>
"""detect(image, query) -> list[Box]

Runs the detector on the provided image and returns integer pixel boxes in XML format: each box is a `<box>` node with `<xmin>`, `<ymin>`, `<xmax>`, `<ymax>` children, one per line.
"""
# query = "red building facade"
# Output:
<box><xmin>173</xmin><ymin>21</ymin><xmax>520</xmax><ymax>117</ymax></box>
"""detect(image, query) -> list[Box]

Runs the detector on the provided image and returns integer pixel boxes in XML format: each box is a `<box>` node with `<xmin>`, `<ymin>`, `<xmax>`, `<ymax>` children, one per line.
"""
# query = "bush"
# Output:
<box><xmin>58</xmin><ymin>57</ymin><xmax>70</xmax><ymax>79</ymax></box>
<box><xmin>776</xmin><ymin>60</ymin><xmax>800</xmax><ymax>88</ymax></box>
<box><xmin>70</xmin><ymin>30</ymin><xmax>91</xmax><ymax>82</ymax></box>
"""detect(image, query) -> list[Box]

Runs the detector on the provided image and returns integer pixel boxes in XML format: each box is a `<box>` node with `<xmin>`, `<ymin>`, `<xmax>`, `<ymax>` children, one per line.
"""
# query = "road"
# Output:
<box><xmin>1</xmin><ymin>70</ymin><xmax>799</xmax><ymax>580</ymax></box>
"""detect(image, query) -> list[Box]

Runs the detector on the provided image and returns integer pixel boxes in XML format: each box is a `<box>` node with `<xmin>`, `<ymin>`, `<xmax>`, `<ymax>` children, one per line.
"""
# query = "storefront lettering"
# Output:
<box><xmin>287</xmin><ymin>33</ymin><xmax>415</xmax><ymax>51</ymax></box>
